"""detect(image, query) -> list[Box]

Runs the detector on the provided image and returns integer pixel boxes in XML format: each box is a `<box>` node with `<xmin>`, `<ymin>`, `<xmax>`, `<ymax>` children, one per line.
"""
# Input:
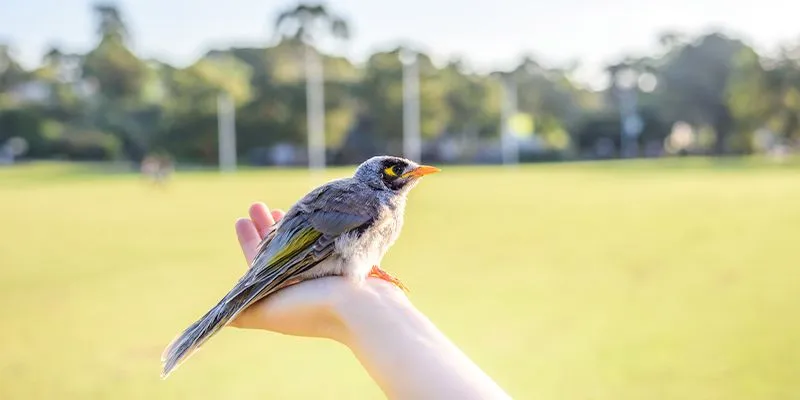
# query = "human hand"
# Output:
<box><xmin>228</xmin><ymin>202</ymin><xmax>387</xmax><ymax>343</ymax></box>
<box><xmin>226</xmin><ymin>204</ymin><xmax>509</xmax><ymax>400</ymax></box>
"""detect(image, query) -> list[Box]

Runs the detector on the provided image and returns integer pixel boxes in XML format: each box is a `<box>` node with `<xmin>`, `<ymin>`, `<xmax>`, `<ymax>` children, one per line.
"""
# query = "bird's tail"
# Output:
<box><xmin>160</xmin><ymin>283</ymin><xmax>267</xmax><ymax>379</ymax></box>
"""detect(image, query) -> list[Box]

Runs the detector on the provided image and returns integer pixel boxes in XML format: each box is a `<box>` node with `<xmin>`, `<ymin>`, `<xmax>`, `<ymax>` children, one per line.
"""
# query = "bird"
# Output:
<box><xmin>160</xmin><ymin>155</ymin><xmax>440</xmax><ymax>378</ymax></box>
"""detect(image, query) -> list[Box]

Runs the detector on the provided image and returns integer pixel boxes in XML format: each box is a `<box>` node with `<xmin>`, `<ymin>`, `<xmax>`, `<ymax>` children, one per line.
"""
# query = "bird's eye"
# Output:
<box><xmin>383</xmin><ymin>164</ymin><xmax>404</xmax><ymax>178</ymax></box>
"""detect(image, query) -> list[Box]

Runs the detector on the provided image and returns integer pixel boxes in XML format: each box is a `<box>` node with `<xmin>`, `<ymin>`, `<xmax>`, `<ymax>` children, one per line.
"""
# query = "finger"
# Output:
<box><xmin>235</xmin><ymin>218</ymin><xmax>261</xmax><ymax>265</ymax></box>
<box><xmin>271</xmin><ymin>209</ymin><xmax>285</xmax><ymax>223</ymax></box>
<box><xmin>249</xmin><ymin>202</ymin><xmax>275</xmax><ymax>238</ymax></box>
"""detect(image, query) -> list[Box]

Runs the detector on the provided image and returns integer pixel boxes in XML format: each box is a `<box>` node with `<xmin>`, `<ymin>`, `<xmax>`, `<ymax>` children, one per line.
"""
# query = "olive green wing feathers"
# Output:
<box><xmin>161</xmin><ymin>180</ymin><xmax>378</xmax><ymax>377</ymax></box>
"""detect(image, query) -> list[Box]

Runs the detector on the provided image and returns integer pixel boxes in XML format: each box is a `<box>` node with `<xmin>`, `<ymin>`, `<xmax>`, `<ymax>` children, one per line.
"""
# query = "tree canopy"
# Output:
<box><xmin>1</xmin><ymin>2</ymin><xmax>798</xmax><ymax>165</ymax></box>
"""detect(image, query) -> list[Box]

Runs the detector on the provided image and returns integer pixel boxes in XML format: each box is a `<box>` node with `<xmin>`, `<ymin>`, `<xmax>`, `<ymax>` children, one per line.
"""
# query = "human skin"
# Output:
<box><xmin>229</xmin><ymin>202</ymin><xmax>511</xmax><ymax>400</ymax></box>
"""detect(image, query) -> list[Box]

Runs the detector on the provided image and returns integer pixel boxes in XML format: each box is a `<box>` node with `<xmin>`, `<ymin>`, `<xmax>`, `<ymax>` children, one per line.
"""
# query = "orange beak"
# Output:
<box><xmin>405</xmin><ymin>165</ymin><xmax>441</xmax><ymax>178</ymax></box>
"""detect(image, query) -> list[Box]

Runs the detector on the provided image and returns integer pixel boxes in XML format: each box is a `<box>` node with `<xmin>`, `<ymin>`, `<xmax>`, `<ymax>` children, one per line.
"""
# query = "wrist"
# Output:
<box><xmin>328</xmin><ymin>278</ymin><xmax>412</xmax><ymax>347</ymax></box>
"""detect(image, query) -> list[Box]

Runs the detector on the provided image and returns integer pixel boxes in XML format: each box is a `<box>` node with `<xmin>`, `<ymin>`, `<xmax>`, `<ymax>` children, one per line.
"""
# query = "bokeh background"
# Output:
<box><xmin>1</xmin><ymin>0</ymin><xmax>799</xmax><ymax>399</ymax></box>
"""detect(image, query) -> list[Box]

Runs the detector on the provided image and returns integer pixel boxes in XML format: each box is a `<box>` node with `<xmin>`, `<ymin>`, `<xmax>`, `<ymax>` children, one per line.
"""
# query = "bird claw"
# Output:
<box><xmin>369</xmin><ymin>265</ymin><xmax>410</xmax><ymax>292</ymax></box>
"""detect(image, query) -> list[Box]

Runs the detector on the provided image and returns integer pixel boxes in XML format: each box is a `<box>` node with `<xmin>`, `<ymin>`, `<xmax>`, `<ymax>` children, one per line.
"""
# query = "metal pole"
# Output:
<box><xmin>305</xmin><ymin>45</ymin><xmax>326</xmax><ymax>170</ymax></box>
<box><xmin>217</xmin><ymin>91</ymin><xmax>236</xmax><ymax>172</ymax></box>
<box><xmin>401</xmin><ymin>49</ymin><xmax>421</xmax><ymax>162</ymax></box>
<box><xmin>628</xmin><ymin>89</ymin><xmax>640</xmax><ymax>157</ymax></box>
<box><xmin>619</xmin><ymin>88</ymin><xmax>641</xmax><ymax>158</ymax></box>
<box><xmin>500</xmin><ymin>76</ymin><xmax>519</xmax><ymax>165</ymax></box>
<box><xmin>616</xmin><ymin>68</ymin><xmax>641</xmax><ymax>158</ymax></box>
<box><xmin>618</xmin><ymin>88</ymin><xmax>627</xmax><ymax>158</ymax></box>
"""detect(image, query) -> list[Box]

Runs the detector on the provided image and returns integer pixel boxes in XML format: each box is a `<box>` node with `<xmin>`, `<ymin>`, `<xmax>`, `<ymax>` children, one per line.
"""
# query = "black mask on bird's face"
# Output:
<box><xmin>354</xmin><ymin>156</ymin><xmax>440</xmax><ymax>193</ymax></box>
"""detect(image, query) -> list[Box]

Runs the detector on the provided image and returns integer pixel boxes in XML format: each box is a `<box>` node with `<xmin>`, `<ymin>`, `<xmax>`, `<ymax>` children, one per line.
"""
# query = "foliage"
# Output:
<box><xmin>1</xmin><ymin>2</ymin><xmax>799</xmax><ymax>164</ymax></box>
<box><xmin>273</xmin><ymin>3</ymin><xmax>350</xmax><ymax>45</ymax></box>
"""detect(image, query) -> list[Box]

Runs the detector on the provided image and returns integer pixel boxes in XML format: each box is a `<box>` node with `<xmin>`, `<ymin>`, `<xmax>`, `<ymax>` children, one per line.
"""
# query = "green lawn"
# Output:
<box><xmin>1</xmin><ymin>158</ymin><xmax>799</xmax><ymax>399</ymax></box>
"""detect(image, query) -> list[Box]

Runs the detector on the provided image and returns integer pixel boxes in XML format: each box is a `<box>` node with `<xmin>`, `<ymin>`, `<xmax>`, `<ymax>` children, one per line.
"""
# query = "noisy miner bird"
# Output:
<box><xmin>160</xmin><ymin>155</ymin><xmax>440</xmax><ymax>378</ymax></box>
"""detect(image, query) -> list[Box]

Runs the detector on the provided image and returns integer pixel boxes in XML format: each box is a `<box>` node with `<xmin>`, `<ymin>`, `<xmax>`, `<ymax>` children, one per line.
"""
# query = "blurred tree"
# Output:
<box><xmin>650</xmin><ymin>32</ymin><xmax>754</xmax><ymax>154</ymax></box>
<box><xmin>83</xmin><ymin>2</ymin><xmax>144</xmax><ymax>101</ymax></box>
<box><xmin>349</xmin><ymin>48</ymin><xmax>450</xmax><ymax>156</ymax></box>
<box><xmin>0</xmin><ymin>109</ymin><xmax>47</xmax><ymax>157</ymax></box>
<box><xmin>0</xmin><ymin>44</ymin><xmax>29</xmax><ymax>96</ymax></box>
<box><xmin>350</xmin><ymin>49</ymin><xmax>404</xmax><ymax>154</ymax></box>
<box><xmin>209</xmin><ymin>41</ymin><xmax>358</xmax><ymax>163</ymax></box>
<box><xmin>728</xmin><ymin>43</ymin><xmax>800</xmax><ymax>145</ymax></box>
<box><xmin>4</xmin><ymin>10</ymin><xmax>800</xmax><ymax>165</ymax></box>
<box><xmin>80</xmin><ymin>2</ymin><xmax>150</xmax><ymax>161</ymax></box>
<box><xmin>93</xmin><ymin>3</ymin><xmax>128</xmax><ymax>40</ymax></box>
<box><xmin>762</xmin><ymin>46</ymin><xmax>800</xmax><ymax>141</ymax></box>
<box><xmin>153</xmin><ymin>55</ymin><xmax>255</xmax><ymax>163</ymax></box>
<box><xmin>82</xmin><ymin>40</ymin><xmax>144</xmax><ymax>102</ymax></box>
<box><xmin>726</xmin><ymin>47</ymin><xmax>772</xmax><ymax>147</ymax></box>
<box><xmin>273</xmin><ymin>3</ymin><xmax>350</xmax><ymax>45</ymax></box>
<box><xmin>506</xmin><ymin>56</ymin><xmax>592</xmax><ymax>151</ymax></box>
<box><xmin>440</xmin><ymin>59</ymin><xmax>501</xmax><ymax>138</ymax></box>
<box><xmin>272</xmin><ymin>2</ymin><xmax>352</xmax><ymax>162</ymax></box>
<box><xmin>35</xmin><ymin>46</ymin><xmax>88</xmax><ymax>112</ymax></box>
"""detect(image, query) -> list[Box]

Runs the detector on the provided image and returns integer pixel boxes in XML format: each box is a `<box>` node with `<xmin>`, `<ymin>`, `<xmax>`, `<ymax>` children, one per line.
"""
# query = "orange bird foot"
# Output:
<box><xmin>369</xmin><ymin>265</ymin><xmax>410</xmax><ymax>292</ymax></box>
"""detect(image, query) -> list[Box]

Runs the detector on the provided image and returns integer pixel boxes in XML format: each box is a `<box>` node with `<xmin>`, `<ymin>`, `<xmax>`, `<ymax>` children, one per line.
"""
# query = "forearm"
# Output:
<box><xmin>334</xmin><ymin>280</ymin><xmax>511</xmax><ymax>400</ymax></box>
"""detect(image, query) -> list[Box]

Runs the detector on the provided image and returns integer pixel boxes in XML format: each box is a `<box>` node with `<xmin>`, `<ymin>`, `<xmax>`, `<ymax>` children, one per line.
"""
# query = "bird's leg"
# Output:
<box><xmin>368</xmin><ymin>265</ymin><xmax>410</xmax><ymax>292</ymax></box>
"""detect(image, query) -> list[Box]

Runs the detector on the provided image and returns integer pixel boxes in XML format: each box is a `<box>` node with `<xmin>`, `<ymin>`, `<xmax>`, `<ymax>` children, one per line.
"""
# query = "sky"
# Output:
<box><xmin>0</xmin><ymin>0</ymin><xmax>797</xmax><ymax>88</ymax></box>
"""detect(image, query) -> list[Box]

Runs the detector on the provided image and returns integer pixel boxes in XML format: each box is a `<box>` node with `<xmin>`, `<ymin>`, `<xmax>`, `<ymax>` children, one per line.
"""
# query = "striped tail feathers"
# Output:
<box><xmin>160</xmin><ymin>220</ymin><xmax>283</xmax><ymax>379</ymax></box>
<box><xmin>160</xmin><ymin>300</ymin><xmax>231</xmax><ymax>379</ymax></box>
<box><xmin>160</xmin><ymin>283</ymin><xmax>268</xmax><ymax>379</ymax></box>
<box><xmin>160</xmin><ymin>221</ymin><xmax>328</xmax><ymax>378</ymax></box>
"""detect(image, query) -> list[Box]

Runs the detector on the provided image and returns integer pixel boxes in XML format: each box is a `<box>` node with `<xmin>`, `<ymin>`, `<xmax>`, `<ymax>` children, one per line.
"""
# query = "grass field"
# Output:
<box><xmin>1</xmin><ymin>158</ymin><xmax>799</xmax><ymax>399</ymax></box>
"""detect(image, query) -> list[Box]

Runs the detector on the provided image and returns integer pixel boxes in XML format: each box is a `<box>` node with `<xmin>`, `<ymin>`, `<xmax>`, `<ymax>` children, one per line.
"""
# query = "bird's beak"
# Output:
<box><xmin>405</xmin><ymin>165</ymin><xmax>441</xmax><ymax>178</ymax></box>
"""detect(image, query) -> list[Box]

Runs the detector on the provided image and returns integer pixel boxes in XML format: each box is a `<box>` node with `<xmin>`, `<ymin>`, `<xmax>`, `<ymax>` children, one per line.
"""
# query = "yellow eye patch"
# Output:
<box><xmin>383</xmin><ymin>166</ymin><xmax>398</xmax><ymax>177</ymax></box>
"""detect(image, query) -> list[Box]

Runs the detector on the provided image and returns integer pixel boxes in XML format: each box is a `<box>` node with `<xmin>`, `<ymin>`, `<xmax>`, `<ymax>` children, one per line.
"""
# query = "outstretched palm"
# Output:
<box><xmin>230</xmin><ymin>202</ymin><xmax>394</xmax><ymax>341</ymax></box>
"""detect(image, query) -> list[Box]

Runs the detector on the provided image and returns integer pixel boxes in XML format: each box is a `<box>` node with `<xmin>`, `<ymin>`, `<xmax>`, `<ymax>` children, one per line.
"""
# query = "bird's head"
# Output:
<box><xmin>354</xmin><ymin>155</ymin><xmax>440</xmax><ymax>194</ymax></box>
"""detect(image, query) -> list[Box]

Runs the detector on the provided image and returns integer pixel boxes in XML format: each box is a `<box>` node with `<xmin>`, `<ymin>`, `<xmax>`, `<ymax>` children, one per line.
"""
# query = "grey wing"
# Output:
<box><xmin>160</xmin><ymin>181</ymin><xmax>379</xmax><ymax>377</ymax></box>
<box><xmin>225</xmin><ymin>180</ymin><xmax>379</xmax><ymax>306</ymax></box>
